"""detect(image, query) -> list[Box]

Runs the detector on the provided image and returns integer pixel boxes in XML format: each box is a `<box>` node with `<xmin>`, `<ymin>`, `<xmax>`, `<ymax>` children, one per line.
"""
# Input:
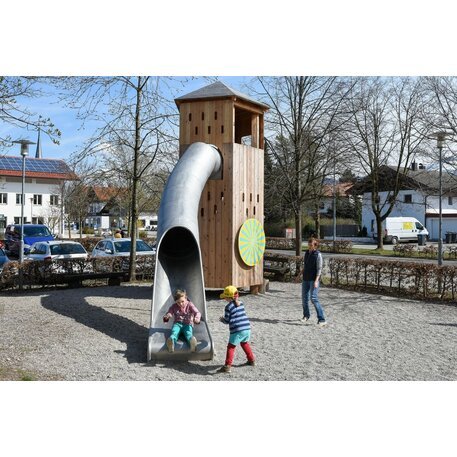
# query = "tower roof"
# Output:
<box><xmin>175</xmin><ymin>81</ymin><xmax>269</xmax><ymax>110</ymax></box>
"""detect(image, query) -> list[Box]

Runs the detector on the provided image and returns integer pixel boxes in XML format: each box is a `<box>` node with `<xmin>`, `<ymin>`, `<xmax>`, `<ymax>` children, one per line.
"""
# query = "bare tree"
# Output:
<box><xmin>255</xmin><ymin>76</ymin><xmax>352</xmax><ymax>255</ymax></box>
<box><xmin>343</xmin><ymin>77</ymin><xmax>430</xmax><ymax>248</ymax></box>
<box><xmin>0</xmin><ymin>77</ymin><xmax>61</xmax><ymax>149</ymax></box>
<box><xmin>53</xmin><ymin>76</ymin><xmax>177</xmax><ymax>280</ymax></box>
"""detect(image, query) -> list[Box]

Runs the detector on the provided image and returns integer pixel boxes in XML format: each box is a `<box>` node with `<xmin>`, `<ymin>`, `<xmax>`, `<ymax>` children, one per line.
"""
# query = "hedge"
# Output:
<box><xmin>327</xmin><ymin>257</ymin><xmax>457</xmax><ymax>302</ymax></box>
<box><xmin>0</xmin><ymin>255</ymin><xmax>156</xmax><ymax>291</ymax></box>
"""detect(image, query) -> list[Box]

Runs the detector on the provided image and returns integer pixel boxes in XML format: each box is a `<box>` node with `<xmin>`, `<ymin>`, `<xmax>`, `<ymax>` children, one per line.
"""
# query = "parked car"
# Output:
<box><xmin>91</xmin><ymin>238</ymin><xmax>156</xmax><ymax>257</ymax></box>
<box><xmin>374</xmin><ymin>217</ymin><xmax>429</xmax><ymax>245</ymax></box>
<box><xmin>0</xmin><ymin>247</ymin><xmax>10</xmax><ymax>273</ymax></box>
<box><xmin>25</xmin><ymin>240</ymin><xmax>89</xmax><ymax>261</ymax></box>
<box><xmin>4</xmin><ymin>224</ymin><xmax>54</xmax><ymax>256</ymax></box>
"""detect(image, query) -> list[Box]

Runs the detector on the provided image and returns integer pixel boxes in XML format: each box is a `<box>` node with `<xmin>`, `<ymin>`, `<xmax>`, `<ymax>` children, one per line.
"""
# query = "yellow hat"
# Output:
<box><xmin>220</xmin><ymin>285</ymin><xmax>238</xmax><ymax>299</ymax></box>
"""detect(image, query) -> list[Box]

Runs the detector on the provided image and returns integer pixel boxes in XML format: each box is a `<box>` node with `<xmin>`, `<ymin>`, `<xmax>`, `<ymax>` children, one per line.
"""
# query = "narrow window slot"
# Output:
<box><xmin>214</xmin><ymin>111</ymin><xmax>218</xmax><ymax>120</ymax></box>
<box><xmin>202</xmin><ymin>112</ymin><xmax>205</xmax><ymax>120</ymax></box>
<box><xmin>221</xmin><ymin>125</ymin><xmax>224</xmax><ymax>134</ymax></box>
<box><xmin>200</xmin><ymin>208</ymin><xmax>204</xmax><ymax>217</ymax></box>
<box><xmin>207</xmin><ymin>191</ymin><xmax>211</xmax><ymax>200</ymax></box>
<box><xmin>189</xmin><ymin>113</ymin><xmax>192</xmax><ymax>121</ymax></box>
<box><xmin>195</xmin><ymin>126</ymin><xmax>198</xmax><ymax>135</ymax></box>
<box><xmin>208</xmin><ymin>126</ymin><xmax>211</xmax><ymax>134</ymax></box>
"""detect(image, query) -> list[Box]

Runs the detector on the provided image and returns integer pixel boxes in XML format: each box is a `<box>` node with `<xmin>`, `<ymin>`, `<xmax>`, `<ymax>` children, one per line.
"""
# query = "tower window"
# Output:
<box><xmin>208</xmin><ymin>126</ymin><xmax>211</xmax><ymax>134</ymax></box>
<box><xmin>207</xmin><ymin>191</ymin><xmax>211</xmax><ymax>200</ymax></box>
<box><xmin>202</xmin><ymin>112</ymin><xmax>205</xmax><ymax>120</ymax></box>
<box><xmin>214</xmin><ymin>111</ymin><xmax>218</xmax><ymax>120</ymax></box>
<box><xmin>195</xmin><ymin>126</ymin><xmax>198</xmax><ymax>135</ymax></box>
<box><xmin>242</xmin><ymin>193</ymin><xmax>245</xmax><ymax>202</ymax></box>
<box><xmin>257</xmin><ymin>194</ymin><xmax>259</xmax><ymax>202</ymax></box>
<box><xmin>214</xmin><ymin>205</ymin><xmax>218</xmax><ymax>214</ymax></box>
<box><xmin>221</xmin><ymin>125</ymin><xmax>224</xmax><ymax>134</ymax></box>
<box><xmin>200</xmin><ymin>208</ymin><xmax>204</xmax><ymax>217</ymax></box>
<box><xmin>221</xmin><ymin>192</ymin><xmax>224</xmax><ymax>201</ymax></box>
<box><xmin>188</xmin><ymin>113</ymin><xmax>192</xmax><ymax>121</ymax></box>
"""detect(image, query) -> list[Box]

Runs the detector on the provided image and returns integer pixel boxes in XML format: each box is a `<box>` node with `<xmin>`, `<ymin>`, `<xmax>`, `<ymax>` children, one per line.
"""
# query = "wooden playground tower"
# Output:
<box><xmin>175</xmin><ymin>81</ymin><xmax>269</xmax><ymax>291</ymax></box>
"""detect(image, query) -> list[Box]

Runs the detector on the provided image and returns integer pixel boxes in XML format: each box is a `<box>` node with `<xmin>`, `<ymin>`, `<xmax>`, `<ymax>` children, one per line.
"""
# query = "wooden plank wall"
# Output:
<box><xmin>231</xmin><ymin>143</ymin><xmax>264</xmax><ymax>288</ymax></box>
<box><xmin>178</xmin><ymin>100</ymin><xmax>233</xmax><ymax>153</ymax></box>
<box><xmin>177</xmin><ymin>99</ymin><xmax>265</xmax><ymax>289</ymax></box>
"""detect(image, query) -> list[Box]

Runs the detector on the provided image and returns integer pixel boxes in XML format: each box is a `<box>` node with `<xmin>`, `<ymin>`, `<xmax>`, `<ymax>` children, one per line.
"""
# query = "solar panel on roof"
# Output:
<box><xmin>0</xmin><ymin>156</ymin><xmax>71</xmax><ymax>174</ymax></box>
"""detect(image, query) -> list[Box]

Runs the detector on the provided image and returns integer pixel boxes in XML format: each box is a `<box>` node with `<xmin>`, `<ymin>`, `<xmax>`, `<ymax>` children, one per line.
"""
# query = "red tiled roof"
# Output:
<box><xmin>91</xmin><ymin>186</ymin><xmax>126</xmax><ymax>201</ymax></box>
<box><xmin>322</xmin><ymin>182</ymin><xmax>354</xmax><ymax>197</ymax></box>
<box><xmin>0</xmin><ymin>169</ymin><xmax>77</xmax><ymax>180</ymax></box>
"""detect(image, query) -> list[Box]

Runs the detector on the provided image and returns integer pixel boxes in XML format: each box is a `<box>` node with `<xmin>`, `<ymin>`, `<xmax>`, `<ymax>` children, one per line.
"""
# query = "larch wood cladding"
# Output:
<box><xmin>177</xmin><ymin>97</ymin><xmax>266</xmax><ymax>288</ymax></box>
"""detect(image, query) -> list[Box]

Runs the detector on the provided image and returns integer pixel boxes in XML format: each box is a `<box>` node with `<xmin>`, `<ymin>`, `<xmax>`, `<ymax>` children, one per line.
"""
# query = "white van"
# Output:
<box><xmin>375</xmin><ymin>217</ymin><xmax>429</xmax><ymax>244</ymax></box>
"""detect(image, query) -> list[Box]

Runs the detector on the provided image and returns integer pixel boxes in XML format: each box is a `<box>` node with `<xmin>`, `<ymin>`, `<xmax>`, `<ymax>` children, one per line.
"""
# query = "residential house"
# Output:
<box><xmin>0</xmin><ymin>154</ymin><xmax>75</xmax><ymax>236</ymax></box>
<box><xmin>85</xmin><ymin>186</ymin><xmax>157</xmax><ymax>231</ymax></box>
<box><xmin>357</xmin><ymin>163</ymin><xmax>457</xmax><ymax>240</ymax></box>
<box><xmin>319</xmin><ymin>182</ymin><xmax>355</xmax><ymax>215</ymax></box>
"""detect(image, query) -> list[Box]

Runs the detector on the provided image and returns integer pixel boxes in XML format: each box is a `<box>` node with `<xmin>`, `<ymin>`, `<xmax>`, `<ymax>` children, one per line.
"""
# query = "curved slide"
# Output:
<box><xmin>147</xmin><ymin>142</ymin><xmax>222</xmax><ymax>361</ymax></box>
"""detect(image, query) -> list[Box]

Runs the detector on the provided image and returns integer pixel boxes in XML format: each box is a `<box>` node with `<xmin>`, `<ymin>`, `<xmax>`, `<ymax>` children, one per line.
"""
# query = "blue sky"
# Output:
<box><xmin>1</xmin><ymin>76</ymin><xmax>252</xmax><ymax>162</ymax></box>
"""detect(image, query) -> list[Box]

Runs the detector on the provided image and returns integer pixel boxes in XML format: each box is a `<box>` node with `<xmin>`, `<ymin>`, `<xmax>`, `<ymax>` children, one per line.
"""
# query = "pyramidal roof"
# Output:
<box><xmin>175</xmin><ymin>81</ymin><xmax>269</xmax><ymax>110</ymax></box>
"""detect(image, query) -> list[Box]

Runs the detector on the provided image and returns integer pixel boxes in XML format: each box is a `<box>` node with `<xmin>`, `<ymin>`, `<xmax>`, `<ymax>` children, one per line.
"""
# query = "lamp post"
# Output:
<box><xmin>432</xmin><ymin>131</ymin><xmax>451</xmax><ymax>266</ymax></box>
<box><xmin>12</xmin><ymin>140</ymin><xmax>35</xmax><ymax>265</ymax></box>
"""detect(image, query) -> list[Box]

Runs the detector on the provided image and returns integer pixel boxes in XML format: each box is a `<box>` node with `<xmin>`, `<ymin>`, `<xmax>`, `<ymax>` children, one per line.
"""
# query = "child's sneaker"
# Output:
<box><xmin>218</xmin><ymin>365</ymin><xmax>232</xmax><ymax>373</ymax></box>
<box><xmin>301</xmin><ymin>316</ymin><xmax>310</xmax><ymax>323</ymax></box>
<box><xmin>189</xmin><ymin>336</ymin><xmax>197</xmax><ymax>352</ymax></box>
<box><xmin>318</xmin><ymin>320</ymin><xmax>327</xmax><ymax>327</ymax></box>
<box><xmin>247</xmin><ymin>360</ymin><xmax>256</xmax><ymax>366</ymax></box>
<box><xmin>166</xmin><ymin>337</ymin><xmax>174</xmax><ymax>352</ymax></box>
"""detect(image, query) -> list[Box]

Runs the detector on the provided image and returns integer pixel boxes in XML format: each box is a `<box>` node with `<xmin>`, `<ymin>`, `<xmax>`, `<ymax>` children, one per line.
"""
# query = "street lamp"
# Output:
<box><xmin>432</xmin><ymin>131</ymin><xmax>452</xmax><ymax>266</ymax></box>
<box><xmin>12</xmin><ymin>139</ymin><xmax>35</xmax><ymax>264</ymax></box>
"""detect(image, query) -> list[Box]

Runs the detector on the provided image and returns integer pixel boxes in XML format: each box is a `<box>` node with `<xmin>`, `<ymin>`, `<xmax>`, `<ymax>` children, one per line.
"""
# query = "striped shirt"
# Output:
<box><xmin>221</xmin><ymin>300</ymin><xmax>251</xmax><ymax>334</ymax></box>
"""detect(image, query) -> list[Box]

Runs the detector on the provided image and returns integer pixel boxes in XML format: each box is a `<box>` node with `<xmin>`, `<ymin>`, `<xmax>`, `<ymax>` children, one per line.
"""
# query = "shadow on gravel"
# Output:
<box><xmin>430</xmin><ymin>322</ymin><xmax>457</xmax><ymax>327</ymax></box>
<box><xmin>40</xmin><ymin>286</ymin><xmax>151</xmax><ymax>364</ymax></box>
<box><xmin>147</xmin><ymin>360</ymin><xmax>222</xmax><ymax>376</ymax></box>
<box><xmin>249</xmin><ymin>317</ymin><xmax>303</xmax><ymax>326</ymax></box>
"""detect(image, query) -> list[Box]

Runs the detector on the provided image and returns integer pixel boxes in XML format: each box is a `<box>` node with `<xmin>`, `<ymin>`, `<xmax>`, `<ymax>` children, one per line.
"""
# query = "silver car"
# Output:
<box><xmin>26</xmin><ymin>240</ymin><xmax>89</xmax><ymax>261</ymax></box>
<box><xmin>91</xmin><ymin>238</ymin><xmax>156</xmax><ymax>257</ymax></box>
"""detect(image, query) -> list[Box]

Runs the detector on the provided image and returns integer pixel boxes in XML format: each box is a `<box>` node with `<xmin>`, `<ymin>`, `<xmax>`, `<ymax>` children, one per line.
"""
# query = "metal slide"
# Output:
<box><xmin>147</xmin><ymin>142</ymin><xmax>222</xmax><ymax>361</ymax></box>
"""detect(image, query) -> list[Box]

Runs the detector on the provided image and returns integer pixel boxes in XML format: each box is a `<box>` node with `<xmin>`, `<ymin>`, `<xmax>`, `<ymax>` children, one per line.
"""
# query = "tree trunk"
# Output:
<box><xmin>128</xmin><ymin>77</ymin><xmax>142</xmax><ymax>281</ymax></box>
<box><xmin>294</xmin><ymin>211</ymin><xmax>302</xmax><ymax>256</ymax></box>
<box><xmin>314</xmin><ymin>200</ymin><xmax>321</xmax><ymax>239</ymax></box>
<box><xmin>376</xmin><ymin>215</ymin><xmax>384</xmax><ymax>249</ymax></box>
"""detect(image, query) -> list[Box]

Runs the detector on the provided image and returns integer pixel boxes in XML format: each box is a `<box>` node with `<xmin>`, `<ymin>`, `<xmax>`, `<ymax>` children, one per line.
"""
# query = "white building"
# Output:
<box><xmin>360</xmin><ymin>164</ymin><xmax>457</xmax><ymax>240</ymax></box>
<box><xmin>0</xmin><ymin>155</ymin><xmax>74</xmax><ymax>235</ymax></box>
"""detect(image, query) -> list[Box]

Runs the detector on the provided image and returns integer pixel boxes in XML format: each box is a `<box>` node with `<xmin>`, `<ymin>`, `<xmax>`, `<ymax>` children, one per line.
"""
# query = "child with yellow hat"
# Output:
<box><xmin>218</xmin><ymin>285</ymin><xmax>255</xmax><ymax>373</ymax></box>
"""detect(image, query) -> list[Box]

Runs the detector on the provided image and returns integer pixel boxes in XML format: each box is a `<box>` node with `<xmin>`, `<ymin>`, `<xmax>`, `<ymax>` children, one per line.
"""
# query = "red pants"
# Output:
<box><xmin>225</xmin><ymin>342</ymin><xmax>255</xmax><ymax>366</ymax></box>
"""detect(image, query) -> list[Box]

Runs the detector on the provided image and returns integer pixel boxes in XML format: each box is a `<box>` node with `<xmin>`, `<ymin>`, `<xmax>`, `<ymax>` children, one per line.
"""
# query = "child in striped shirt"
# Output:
<box><xmin>218</xmin><ymin>285</ymin><xmax>255</xmax><ymax>373</ymax></box>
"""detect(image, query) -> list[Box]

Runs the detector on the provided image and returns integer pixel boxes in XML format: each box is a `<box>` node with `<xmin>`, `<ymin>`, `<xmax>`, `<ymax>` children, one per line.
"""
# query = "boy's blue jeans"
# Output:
<box><xmin>169</xmin><ymin>322</ymin><xmax>194</xmax><ymax>344</ymax></box>
<box><xmin>302</xmin><ymin>281</ymin><xmax>325</xmax><ymax>322</ymax></box>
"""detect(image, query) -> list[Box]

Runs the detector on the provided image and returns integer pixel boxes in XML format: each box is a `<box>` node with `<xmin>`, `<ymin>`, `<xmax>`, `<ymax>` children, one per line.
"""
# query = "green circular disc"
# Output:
<box><xmin>238</xmin><ymin>218</ymin><xmax>266</xmax><ymax>266</ymax></box>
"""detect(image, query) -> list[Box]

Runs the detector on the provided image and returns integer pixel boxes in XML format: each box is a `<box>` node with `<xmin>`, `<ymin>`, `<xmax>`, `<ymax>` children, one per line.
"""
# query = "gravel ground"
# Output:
<box><xmin>1</xmin><ymin>281</ymin><xmax>456</xmax><ymax>381</ymax></box>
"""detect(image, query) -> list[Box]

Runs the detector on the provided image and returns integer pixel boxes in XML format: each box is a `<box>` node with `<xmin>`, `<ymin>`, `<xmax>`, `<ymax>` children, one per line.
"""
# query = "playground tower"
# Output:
<box><xmin>175</xmin><ymin>81</ymin><xmax>269</xmax><ymax>290</ymax></box>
